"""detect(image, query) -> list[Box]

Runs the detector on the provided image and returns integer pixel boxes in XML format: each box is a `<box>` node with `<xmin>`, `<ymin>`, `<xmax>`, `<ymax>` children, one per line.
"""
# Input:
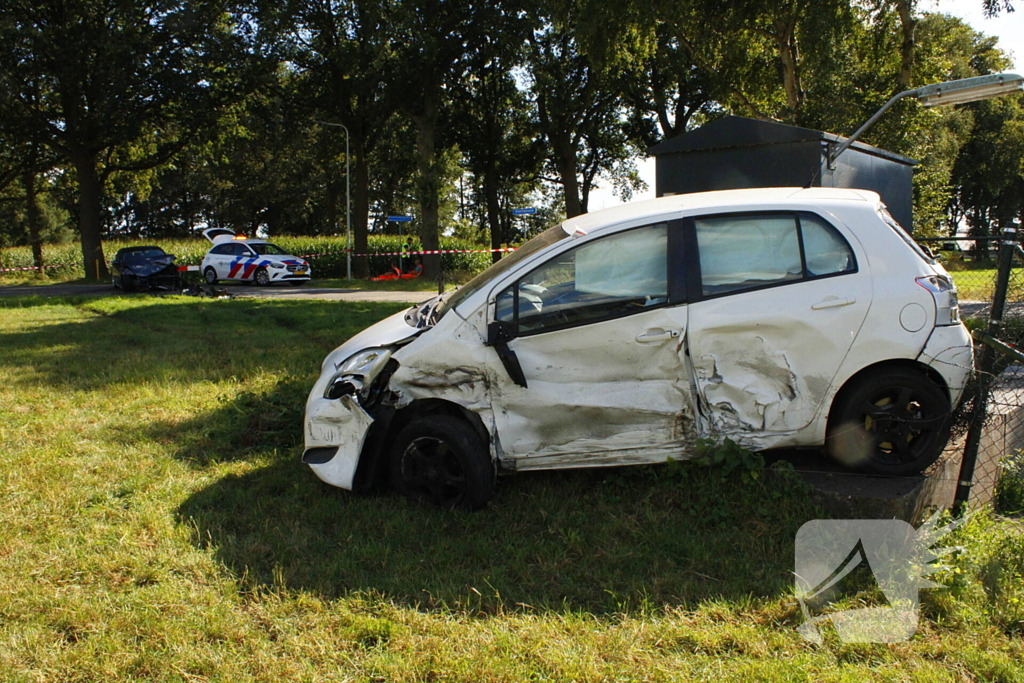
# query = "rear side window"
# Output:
<box><xmin>210</xmin><ymin>244</ymin><xmax>234</xmax><ymax>255</ymax></box>
<box><xmin>878</xmin><ymin>206</ymin><xmax>935</xmax><ymax>264</ymax></box>
<box><xmin>694</xmin><ymin>212</ymin><xmax>855</xmax><ymax>297</ymax></box>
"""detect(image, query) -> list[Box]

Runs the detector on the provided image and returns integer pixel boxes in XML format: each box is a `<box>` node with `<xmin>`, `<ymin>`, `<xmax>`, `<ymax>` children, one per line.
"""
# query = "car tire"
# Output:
<box><xmin>122</xmin><ymin>274</ymin><xmax>136</xmax><ymax>292</ymax></box>
<box><xmin>203</xmin><ymin>267</ymin><xmax>218</xmax><ymax>285</ymax></box>
<box><xmin>826</xmin><ymin>367</ymin><xmax>951</xmax><ymax>476</ymax></box>
<box><xmin>254</xmin><ymin>268</ymin><xmax>271</xmax><ymax>286</ymax></box>
<box><xmin>389</xmin><ymin>415</ymin><xmax>494</xmax><ymax>510</ymax></box>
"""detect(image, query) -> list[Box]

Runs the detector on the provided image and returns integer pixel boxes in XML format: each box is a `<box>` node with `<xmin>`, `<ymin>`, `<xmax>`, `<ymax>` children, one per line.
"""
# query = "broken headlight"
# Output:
<box><xmin>324</xmin><ymin>348</ymin><xmax>392</xmax><ymax>400</ymax></box>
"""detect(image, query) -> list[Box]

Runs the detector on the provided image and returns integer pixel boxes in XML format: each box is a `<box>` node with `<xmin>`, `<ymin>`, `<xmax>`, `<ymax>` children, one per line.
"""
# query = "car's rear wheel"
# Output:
<box><xmin>203</xmin><ymin>267</ymin><xmax>218</xmax><ymax>285</ymax></box>
<box><xmin>826</xmin><ymin>368</ymin><xmax>950</xmax><ymax>476</ymax></box>
<box><xmin>254</xmin><ymin>268</ymin><xmax>271</xmax><ymax>286</ymax></box>
<box><xmin>389</xmin><ymin>415</ymin><xmax>494</xmax><ymax>510</ymax></box>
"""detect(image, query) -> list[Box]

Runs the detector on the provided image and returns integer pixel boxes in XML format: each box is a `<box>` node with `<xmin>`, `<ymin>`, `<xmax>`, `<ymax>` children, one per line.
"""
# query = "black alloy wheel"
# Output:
<box><xmin>826</xmin><ymin>367</ymin><xmax>951</xmax><ymax>476</ymax></box>
<box><xmin>389</xmin><ymin>415</ymin><xmax>494</xmax><ymax>510</ymax></box>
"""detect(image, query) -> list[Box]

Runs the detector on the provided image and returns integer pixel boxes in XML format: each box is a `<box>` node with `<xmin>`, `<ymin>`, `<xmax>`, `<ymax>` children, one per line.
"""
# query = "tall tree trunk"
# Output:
<box><xmin>894</xmin><ymin>0</ymin><xmax>917</xmax><ymax>89</ymax></box>
<box><xmin>775</xmin><ymin>17</ymin><xmax>801</xmax><ymax>120</ymax></box>
<box><xmin>413</xmin><ymin>87</ymin><xmax>441</xmax><ymax>280</ymax></box>
<box><xmin>70</xmin><ymin>148</ymin><xmax>109</xmax><ymax>280</ymax></box>
<box><xmin>22</xmin><ymin>151</ymin><xmax>45</xmax><ymax>273</ymax></box>
<box><xmin>552</xmin><ymin>133</ymin><xmax>584</xmax><ymax>218</ymax></box>
<box><xmin>484</xmin><ymin>165</ymin><xmax>503</xmax><ymax>264</ymax></box>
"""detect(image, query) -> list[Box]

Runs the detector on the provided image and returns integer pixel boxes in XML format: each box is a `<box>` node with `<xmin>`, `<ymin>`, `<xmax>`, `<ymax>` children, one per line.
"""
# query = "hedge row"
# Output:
<box><xmin>1</xmin><ymin>235</ymin><xmax>497</xmax><ymax>281</ymax></box>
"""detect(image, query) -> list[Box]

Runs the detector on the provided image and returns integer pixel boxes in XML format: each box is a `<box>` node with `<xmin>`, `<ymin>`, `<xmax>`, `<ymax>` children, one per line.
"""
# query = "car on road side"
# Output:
<box><xmin>199</xmin><ymin>228</ymin><xmax>311</xmax><ymax>286</ymax></box>
<box><xmin>111</xmin><ymin>246</ymin><xmax>182</xmax><ymax>292</ymax></box>
<box><xmin>302</xmin><ymin>188</ymin><xmax>974</xmax><ymax>510</ymax></box>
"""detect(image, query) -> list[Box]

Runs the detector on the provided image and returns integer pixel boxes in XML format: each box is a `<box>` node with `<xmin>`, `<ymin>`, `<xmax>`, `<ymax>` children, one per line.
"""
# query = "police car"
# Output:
<box><xmin>200</xmin><ymin>228</ymin><xmax>311</xmax><ymax>286</ymax></box>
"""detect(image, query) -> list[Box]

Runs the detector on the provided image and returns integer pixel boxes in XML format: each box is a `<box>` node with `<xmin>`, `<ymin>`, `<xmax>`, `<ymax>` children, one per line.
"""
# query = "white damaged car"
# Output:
<box><xmin>303</xmin><ymin>188</ymin><xmax>973</xmax><ymax>509</ymax></box>
<box><xmin>200</xmin><ymin>228</ymin><xmax>311</xmax><ymax>286</ymax></box>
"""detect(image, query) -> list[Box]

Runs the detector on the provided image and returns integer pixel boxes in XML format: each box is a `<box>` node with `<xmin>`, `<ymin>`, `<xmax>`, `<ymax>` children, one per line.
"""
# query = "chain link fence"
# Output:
<box><xmin>930</xmin><ymin>233</ymin><xmax>1024</xmax><ymax>514</ymax></box>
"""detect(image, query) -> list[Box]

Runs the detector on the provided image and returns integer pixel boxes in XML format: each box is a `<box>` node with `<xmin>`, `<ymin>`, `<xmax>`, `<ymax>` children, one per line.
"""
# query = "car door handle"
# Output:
<box><xmin>636</xmin><ymin>328</ymin><xmax>681</xmax><ymax>343</ymax></box>
<box><xmin>812</xmin><ymin>296</ymin><xmax>855</xmax><ymax>310</ymax></box>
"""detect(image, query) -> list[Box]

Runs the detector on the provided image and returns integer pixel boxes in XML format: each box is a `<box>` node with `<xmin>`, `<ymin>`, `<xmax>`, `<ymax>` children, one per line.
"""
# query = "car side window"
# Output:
<box><xmin>210</xmin><ymin>244</ymin><xmax>233</xmax><ymax>255</ymax></box>
<box><xmin>694</xmin><ymin>212</ymin><xmax>854</xmax><ymax>297</ymax></box>
<box><xmin>232</xmin><ymin>244</ymin><xmax>251</xmax><ymax>257</ymax></box>
<box><xmin>496</xmin><ymin>223</ymin><xmax>668</xmax><ymax>335</ymax></box>
<box><xmin>801</xmin><ymin>214</ymin><xmax>855</xmax><ymax>277</ymax></box>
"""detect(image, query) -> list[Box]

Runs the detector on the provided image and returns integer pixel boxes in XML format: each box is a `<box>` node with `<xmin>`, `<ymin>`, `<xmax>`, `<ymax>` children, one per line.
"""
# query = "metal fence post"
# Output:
<box><xmin>954</xmin><ymin>222</ymin><xmax>1017</xmax><ymax>513</ymax></box>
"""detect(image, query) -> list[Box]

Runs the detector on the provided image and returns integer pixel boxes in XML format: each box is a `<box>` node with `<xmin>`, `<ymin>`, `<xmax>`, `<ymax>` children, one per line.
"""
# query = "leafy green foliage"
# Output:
<box><xmin>996</xmin><ymin>451</ymin><xmax>1024</xmax><ymax>515</ymax></box>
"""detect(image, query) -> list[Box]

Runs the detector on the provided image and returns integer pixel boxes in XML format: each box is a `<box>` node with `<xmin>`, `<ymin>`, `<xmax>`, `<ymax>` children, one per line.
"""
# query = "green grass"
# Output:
<box><xmin>1</xmin><ymin>295</ymin><xmax>1023</xmax><ymax>681</ymax></box>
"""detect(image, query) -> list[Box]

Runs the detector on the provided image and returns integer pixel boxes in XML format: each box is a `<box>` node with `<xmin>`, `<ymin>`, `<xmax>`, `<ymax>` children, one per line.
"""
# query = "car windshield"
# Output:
<box><xmin>248</xmin><ymin>243</ymin><xmax>289</xmax><ymax>256</ymax></box>
<box><xmin>434</xmin><ymin>224</ymin><xmax>571</xmax><ymax>320</ymax></box>
<box><xmin>122</xmin><ymin>248</ymin><xmax>166</xmax><ymax>263</ymax></box>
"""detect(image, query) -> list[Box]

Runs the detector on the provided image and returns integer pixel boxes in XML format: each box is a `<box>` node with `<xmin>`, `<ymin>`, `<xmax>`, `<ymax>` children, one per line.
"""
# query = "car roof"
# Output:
<box><xmin>116</xmin><ymin>245</ymin><xmax>166</xmax><ymax>254</ymax></box>
<box><xmin>560</xmin><ymin>187</ymin><xmax>880</xmax><ymax>237</ymax></box>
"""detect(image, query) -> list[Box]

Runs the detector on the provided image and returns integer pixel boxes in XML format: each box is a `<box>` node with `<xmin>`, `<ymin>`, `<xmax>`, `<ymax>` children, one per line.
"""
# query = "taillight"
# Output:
<box><xmin>916</xmin><ymin>274</ymin><xmax>960</xmax><ymax>325</ymax></box>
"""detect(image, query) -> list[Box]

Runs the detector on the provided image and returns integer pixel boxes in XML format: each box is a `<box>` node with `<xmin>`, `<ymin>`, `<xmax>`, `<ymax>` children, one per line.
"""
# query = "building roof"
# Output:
<box><xmin>646</xmin><ymin>116</ymin><xmax>917</xmax><ymax>166</ymax></box>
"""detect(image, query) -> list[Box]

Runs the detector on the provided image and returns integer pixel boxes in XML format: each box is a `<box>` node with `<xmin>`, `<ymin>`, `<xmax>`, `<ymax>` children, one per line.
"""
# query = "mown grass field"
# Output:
<box><xmin>1</xmin><ymin>294</ymin><xmax>1023</xmax><ymax>682</ymax></box>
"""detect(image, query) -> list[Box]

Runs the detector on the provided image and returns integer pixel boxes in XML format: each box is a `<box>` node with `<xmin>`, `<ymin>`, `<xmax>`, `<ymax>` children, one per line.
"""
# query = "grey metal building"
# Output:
<box><xmin>647</xmin><ymin>116</ymin><xmax>918</xmax><ymax>231</ymax></box>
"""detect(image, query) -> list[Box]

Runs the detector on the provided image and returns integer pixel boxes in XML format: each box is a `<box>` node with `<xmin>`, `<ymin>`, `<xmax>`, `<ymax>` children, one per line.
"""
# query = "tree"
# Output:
<box><xmin>279</xmin><ymin>0</ymin><xmax>405</xmax><ymax>277</ymax></box>
<box><xmin>452</xmin><ymin>6</ymin><xmax>542</xmax><ymax>261</ymax></box>
<box><xmin>527</xmin><ymin>22</ymin><xmax>639</xmax><ymax>217</ymax></box>
<box><xmin>0</xmin><ymin>0</ymin><xmax>256</xmax><ymax>279</ymax></box>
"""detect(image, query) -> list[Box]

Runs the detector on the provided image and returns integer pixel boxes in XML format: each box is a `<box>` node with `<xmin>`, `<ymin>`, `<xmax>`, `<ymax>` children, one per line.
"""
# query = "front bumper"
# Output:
<box><xmin>303</xmin><ymin>390</ymin><xmax>374</xmax><ymax>490</ymax></box>
<box><xmin>270</xmin><ymin>267</ymin><xmax>312</xmax><ymax>283</ymax></box>
<box><xmin>917</xmin><ymin>323</ymin><xmax>974</xmax><ymax>407</ymax></box>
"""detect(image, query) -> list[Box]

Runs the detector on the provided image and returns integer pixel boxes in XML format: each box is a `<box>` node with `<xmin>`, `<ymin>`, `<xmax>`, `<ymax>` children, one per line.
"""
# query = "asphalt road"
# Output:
<box><xmin>0</xmin><ymin>281</ymin><xmax>432</xmax><ymax>303</ymax></box>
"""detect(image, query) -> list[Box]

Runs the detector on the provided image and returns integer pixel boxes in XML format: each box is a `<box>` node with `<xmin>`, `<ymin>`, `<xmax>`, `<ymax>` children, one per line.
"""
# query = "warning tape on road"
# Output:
<box><xmin>0</xmin><ymin>263</ymin><xmax>69</xmax><ymax>273</ymax></box>
<box><xmin>2</xmin><ymin>247</ymin><xmax>517</xmax><ymax>274</ymax></box>
<box><xmin>299</xmin><ymin>247</ymin><xmax>518</xmax><ymax>258</ymax></box>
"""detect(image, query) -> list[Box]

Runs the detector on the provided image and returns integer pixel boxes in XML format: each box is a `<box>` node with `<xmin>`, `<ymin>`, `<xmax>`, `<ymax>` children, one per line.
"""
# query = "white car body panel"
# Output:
<box><xmin>303</xmin><ymin>187</ymin><xmax>974</xmax><ymax>491</ymax></box>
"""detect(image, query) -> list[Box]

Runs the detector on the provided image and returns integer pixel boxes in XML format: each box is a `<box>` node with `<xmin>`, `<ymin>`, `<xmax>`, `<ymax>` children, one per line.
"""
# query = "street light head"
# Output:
<box><xmin>916</xmin><ymin>73</ymin><xmax>1024</xmax><ymax>107</ymax></box>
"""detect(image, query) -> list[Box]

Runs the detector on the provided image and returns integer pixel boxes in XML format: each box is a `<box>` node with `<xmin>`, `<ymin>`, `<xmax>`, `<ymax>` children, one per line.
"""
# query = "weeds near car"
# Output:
<box><xmin>1</xmin><ymin>295</ymin><xmax>1023</xmax><ymax>681</ymax></box>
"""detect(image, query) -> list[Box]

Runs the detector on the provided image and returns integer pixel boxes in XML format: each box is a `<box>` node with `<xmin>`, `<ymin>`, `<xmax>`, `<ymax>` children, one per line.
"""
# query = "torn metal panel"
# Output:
<box><xmin>305</xmin><ymin>395</ymin><xmax>374</xmax><ymax>489</ymax></box>
<box><xmin>487</xmin><ymin>307</ymin><xmax>697</xmax><ymax>462</ymax></box>
<box><xmin>688</xmin><ymin>276</ymin><xmax>872</xmax><ymax>437</ymax></box>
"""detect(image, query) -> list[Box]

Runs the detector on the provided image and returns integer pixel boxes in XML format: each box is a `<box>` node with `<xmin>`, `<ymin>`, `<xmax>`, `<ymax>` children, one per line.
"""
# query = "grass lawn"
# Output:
<box><xmin>1</xmin><ymin>294</ymin><xmax>1023</xmax><ymax>681</ymax></box>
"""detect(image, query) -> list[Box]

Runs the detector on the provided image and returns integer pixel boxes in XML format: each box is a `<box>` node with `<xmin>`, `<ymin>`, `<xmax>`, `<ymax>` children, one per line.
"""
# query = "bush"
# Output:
<box><xmin>995</xmin><ymin>451</ymin><xmax>1024</xmax><ymax>515</ymax></box>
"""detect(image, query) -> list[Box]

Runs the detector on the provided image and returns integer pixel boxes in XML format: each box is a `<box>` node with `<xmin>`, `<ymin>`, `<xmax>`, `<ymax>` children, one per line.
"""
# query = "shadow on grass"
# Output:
<box><xmin>0</xmin><ymin>296</ymin><xmax>409</xmax><ymax>390</ymax></box>
<box><xmin>174</xmin><ymin>379</ymin><xmax>823</xmax><ymax>615</ymax></box>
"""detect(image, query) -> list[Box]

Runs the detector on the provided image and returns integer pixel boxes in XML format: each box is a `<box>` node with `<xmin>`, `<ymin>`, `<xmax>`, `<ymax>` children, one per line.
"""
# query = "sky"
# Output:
<box><xmin>587</xmin><ymin>1</ymin><xmax>1024</xmax><ymax>210</ymax></box>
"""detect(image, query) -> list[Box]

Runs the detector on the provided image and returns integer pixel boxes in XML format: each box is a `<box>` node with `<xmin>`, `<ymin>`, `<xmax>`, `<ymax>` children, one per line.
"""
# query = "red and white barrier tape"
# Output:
<box><xmin>2</xmin><ymin>247</ymin><xmax>517</xmax><ymax>274</ymax></box>
<box><xmin>300</xmin><ymin>247</ymin><xmax>517</xmax><ymax>258</ymax></box>
<box><xmin>0</xmin><ymin>263</ymin><xmax>69</xmax><ymax>273</ymax></box>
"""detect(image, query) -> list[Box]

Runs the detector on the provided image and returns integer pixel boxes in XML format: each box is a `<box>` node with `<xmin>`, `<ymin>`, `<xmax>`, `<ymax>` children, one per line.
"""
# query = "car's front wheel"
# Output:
<box><xmin>826</xmin><ymin>367</ymin><xmax>951</xmax><ymax>476</ymax></box>
<box><xmin>254</xmin><ymin>268</ymin><xmax>271</xmax><ymax>286</ymax></box>
<box><xmin>203</xmin><ymin>267</ymin><xmax>218</xmax><ymax>285</ymax></box>
<box><xmin>389</xmin><ymin>415</ymin><xmax>494</xmax><ymax>510</ymax></box>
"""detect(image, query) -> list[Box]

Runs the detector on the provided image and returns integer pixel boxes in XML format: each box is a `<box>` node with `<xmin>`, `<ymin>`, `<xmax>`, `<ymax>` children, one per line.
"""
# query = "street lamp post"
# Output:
<box><xmin>828</xmin><ymin>72</ymin><xmax>1024</xmax><ymax>168</ymax></box>
<box><xmin>314</xmin><ymin>120</ymin><xmax>352</xmax><ymax>280</ymax></box>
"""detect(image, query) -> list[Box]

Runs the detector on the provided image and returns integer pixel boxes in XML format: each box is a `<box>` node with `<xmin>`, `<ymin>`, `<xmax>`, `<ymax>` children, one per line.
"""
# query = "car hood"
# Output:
<box><xmin>126</xmin><ymin>254</ymin><xmax>177</xmax><ymax>277</ymax></box>
<box><xmin>320</xmin><ymin>306</ymin><xmax>426</xmax><ymax>373</ymax></box>
<box><xmin>261</xmin><ymin>255</ymin><xmax>306</xmax><ymax>265</ymax></box>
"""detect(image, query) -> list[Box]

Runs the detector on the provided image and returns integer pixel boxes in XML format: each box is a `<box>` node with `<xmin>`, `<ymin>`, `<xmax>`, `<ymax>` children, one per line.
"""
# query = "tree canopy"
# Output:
<box><xmin>0</xmin><ymin>0</ymin><xmax>1021</xmax><ymax>276</ymax></box>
